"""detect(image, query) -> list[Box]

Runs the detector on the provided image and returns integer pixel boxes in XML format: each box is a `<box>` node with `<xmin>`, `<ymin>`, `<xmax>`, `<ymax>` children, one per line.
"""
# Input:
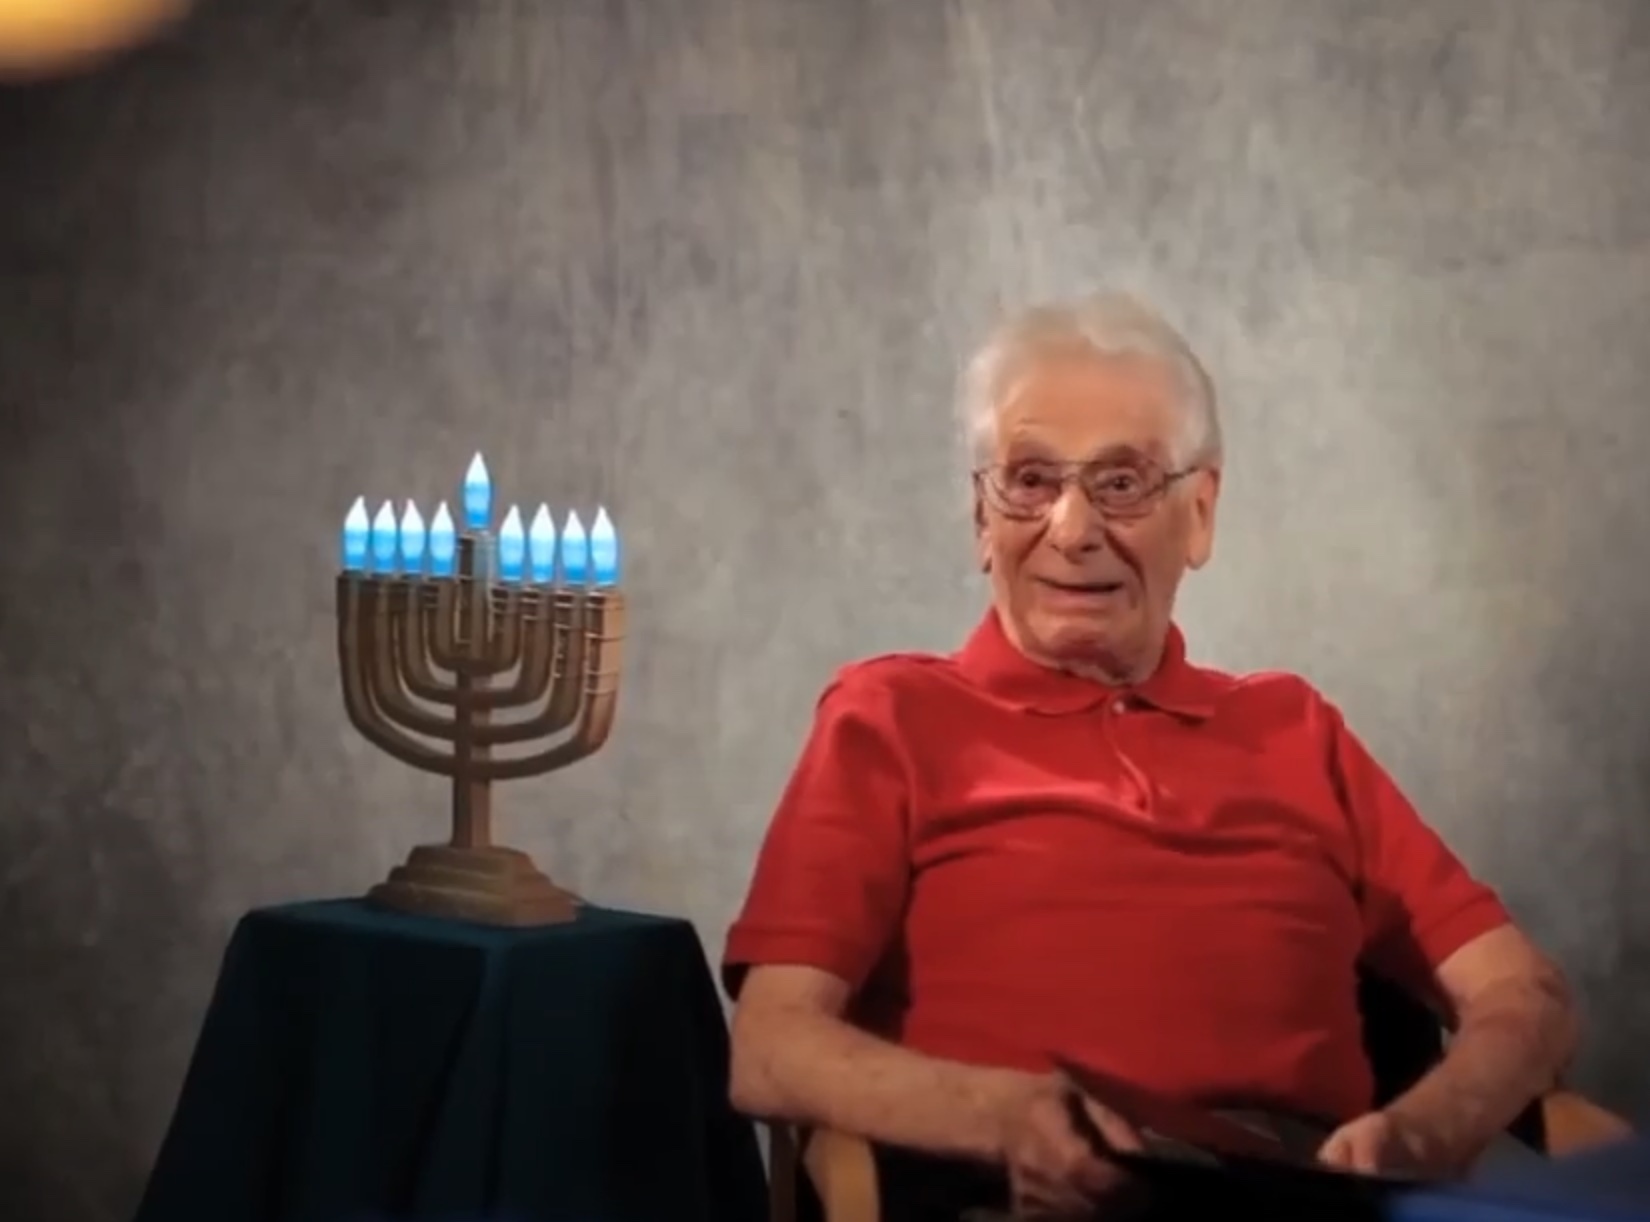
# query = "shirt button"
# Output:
<box><xmin>1112</xmin><ymin>698</ymin><xmax>1129</xmax><ymax>715</ymax></box>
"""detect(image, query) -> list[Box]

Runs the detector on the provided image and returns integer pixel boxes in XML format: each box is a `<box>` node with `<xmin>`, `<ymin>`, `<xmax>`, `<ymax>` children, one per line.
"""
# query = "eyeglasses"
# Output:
<box><xmin>974</xmin><ymin>456</ymin><xmax>1198</xmax><ymax>521</ymax></box>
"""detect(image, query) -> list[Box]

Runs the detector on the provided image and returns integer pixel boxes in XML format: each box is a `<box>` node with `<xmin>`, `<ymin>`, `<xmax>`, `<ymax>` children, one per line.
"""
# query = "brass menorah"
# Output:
<box><xmin>335</xmin><ymin>458</ymin><xmax>624</xmax><ymax>926</ymax></box>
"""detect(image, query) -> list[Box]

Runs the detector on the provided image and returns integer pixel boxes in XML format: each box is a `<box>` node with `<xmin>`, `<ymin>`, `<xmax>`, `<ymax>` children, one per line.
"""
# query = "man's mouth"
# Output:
<box><xmin>1040</xmin><ymin>578</ymin><xmax>1124</xmax><ymax>596</ymax></box>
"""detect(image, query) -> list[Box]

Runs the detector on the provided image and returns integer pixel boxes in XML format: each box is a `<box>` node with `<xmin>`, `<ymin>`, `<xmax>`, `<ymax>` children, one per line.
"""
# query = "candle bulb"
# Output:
<box><xmin>560</xmin><ymin>510</ymin><xmax>589</xmax><ymax>585</ymax></box>
<box><xmin>428</xmin><ymin>502</ymin><xmax>457</xmax><ymax>577</ymax></box>
<box><xmin>590</xmin><ymin>506</ymin><xmax>620</xmax><ymax>587</ymax></box>
<box><xmin>528</xmin><ymin>504</ymin><xmax>557</xmax><ymax>584</ymax></box>
<box><xmin>341</xmin><ymin>496</ymin><xmax>369</xmax><ymax>572</ymax></box>
<box><xmin>370</xmin><ymin>500</ymin><xmax>399</xmax><ymax>574</ymax></box>
<box><xmin>498</xmin><ymin>505</ymin><xmax>526</xmax><ymax>583</ymax></box>
<box><xmin>399</xmin><ymin>501</ymin><xmax>427</xmax><ymax>576</ymax></box>
<box><xmin>462</xmin><ymin>452</ymin><xmax>491</xmax><ymax>534</ymax></box>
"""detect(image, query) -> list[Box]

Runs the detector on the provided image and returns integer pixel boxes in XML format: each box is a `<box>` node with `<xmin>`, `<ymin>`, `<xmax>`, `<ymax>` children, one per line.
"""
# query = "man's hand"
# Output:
<box><xmin>1317</xmin><ymin>1110</ymin><xmax>1440</xmax><ymax>1177</ymax></box>
<box><xmin>999</xmin><ymin>1077</ymin><xmax>1144</xmax><ymax>1219</ymax></box>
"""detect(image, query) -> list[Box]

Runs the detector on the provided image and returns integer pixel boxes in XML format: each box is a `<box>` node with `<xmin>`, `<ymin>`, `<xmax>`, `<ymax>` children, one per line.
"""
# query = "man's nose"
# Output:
<box><xmin>1044</xmin><ymin>481</ymin><xmax>1105</xmax><ymax>552</ymax></box>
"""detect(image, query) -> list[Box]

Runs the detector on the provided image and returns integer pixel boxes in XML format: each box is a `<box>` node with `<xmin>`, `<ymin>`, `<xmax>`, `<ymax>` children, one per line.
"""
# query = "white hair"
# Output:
<box><xmin>956</xmin><ymin>291</ymin><xmax>1223</xmax><ymax>471</ymax></box>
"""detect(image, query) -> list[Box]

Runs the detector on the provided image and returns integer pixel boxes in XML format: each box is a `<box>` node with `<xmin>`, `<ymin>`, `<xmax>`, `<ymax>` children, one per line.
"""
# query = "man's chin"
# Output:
<box><xmin>1030</xmin><ymin>616</ymin><xmax>1128</xmax><ymax>665</ymax></box>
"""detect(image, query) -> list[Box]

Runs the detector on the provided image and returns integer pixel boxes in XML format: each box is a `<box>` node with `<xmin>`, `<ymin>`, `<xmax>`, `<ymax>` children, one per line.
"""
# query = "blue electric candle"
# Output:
<box><xmin>369</xmin><ymin>501</ymin><xmax>398</xmax><ymax>574</ymax></box>
<box><xmin>462</xmin><ymin>452</ymin><xmax>491</xmax><ymax>533</ymax></box>
<box><xmin>428</xmin><ymin>502</ymin><xmax>457</xmax><ymax>577</ymax></box>
<box><xmin>498</xmin><ymin>505</ymin><xmax>526</xmax><ymax>583</ymax></box>
<box><xmin>341</xmin><ymin>496</ymin><xmax>369</xmax><ymax>571</ymax></box>
<box><xmin>527</xmin><ymin>504</ymin><xmax>557</xmax><ymax>584</ymax></box>
<box><xmin>398</xmin><ymin>501</ymin><xmax>427</xmax><ymax>575</ymax></box>
<box><xmin>560</xmin><ymin>510</ymin><xmax>589</xmax><ymax>585</ymax></box>
<box><xmin>590</xmin><ymin>506</ymin><xmax>620</xmax><ymax>587</ymax></box>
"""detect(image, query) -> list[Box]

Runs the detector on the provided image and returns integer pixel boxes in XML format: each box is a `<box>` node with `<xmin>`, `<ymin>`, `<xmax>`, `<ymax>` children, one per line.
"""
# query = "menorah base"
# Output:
<box><xmin>368</xmin><ymin>844</ymin><xmax>580</xmax><ymax>927</ymax></box>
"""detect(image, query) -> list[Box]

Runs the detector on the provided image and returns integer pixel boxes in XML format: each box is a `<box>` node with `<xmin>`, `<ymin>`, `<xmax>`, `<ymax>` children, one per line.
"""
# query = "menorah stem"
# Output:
<box><xmin>452</xmin><ymin>773</ymin><xmax>492</xmax><ymax>848</ymax></box>
<box><xmin>450</xmin><ymin>536</ymin><xmax>495</xmax><ymax>850</ymax></box>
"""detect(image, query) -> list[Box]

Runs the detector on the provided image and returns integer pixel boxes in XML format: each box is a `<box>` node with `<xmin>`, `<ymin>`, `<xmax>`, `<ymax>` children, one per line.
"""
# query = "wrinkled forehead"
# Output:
<box><xmin>991</xmin><ymin>349</ymin><xmax>1183</xmax><ymax>464</ymax></box>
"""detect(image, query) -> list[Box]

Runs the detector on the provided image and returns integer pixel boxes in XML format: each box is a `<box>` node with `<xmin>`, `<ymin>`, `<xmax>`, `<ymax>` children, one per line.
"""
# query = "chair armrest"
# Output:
<box><xmin>1534</xmin><ymin>1089</ymin><xmax>1635</xmax><ymax>1157</ymax></box>
<box><xmin>767</xmin><ymin>1124</ymin><xmax>882</xmax><ymax>1222</ymax></box>
<box><xmin>768</xmin><ymin>1123</ymin><xmax>801</xmax><ymax>1222</ymax></box>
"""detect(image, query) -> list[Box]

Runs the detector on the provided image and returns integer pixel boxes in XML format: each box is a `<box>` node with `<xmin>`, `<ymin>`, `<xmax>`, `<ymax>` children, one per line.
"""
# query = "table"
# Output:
<box><xmin>134</xmin><ymin>899</ymin><xmax>768</xmax><ymax>1222</ymax></box>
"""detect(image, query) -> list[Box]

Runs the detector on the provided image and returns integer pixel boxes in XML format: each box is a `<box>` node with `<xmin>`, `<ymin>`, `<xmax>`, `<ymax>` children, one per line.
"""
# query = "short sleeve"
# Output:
<box><xmin>721</xmin><ymin>666</ymin><xmax>912</xmax><ymax>1000</ymax></box>
<box><xmin>1324</xmin><ymin>700</ymin><xmax>1512</xmax><ymax>1003</ymax></box>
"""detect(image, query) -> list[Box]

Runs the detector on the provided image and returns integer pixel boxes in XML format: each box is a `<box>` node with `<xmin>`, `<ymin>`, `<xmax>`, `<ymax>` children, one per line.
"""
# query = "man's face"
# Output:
<box><xmin>974</xmin><ymin>348</ymin><xmax>1220</xmax><ymax>682</ymax></box>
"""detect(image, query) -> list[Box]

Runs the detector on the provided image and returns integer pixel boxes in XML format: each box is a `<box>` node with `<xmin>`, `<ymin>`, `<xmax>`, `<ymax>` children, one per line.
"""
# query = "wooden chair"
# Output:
<box><xmin>764</xmin><ymin>974</ymin><xmax>1633</xmax><ymax>1222</ymax></box>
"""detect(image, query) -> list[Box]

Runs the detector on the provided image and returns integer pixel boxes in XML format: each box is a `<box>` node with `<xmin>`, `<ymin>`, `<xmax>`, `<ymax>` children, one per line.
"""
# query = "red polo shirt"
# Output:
<box><xmin>723</xmin><ymin>610</ymin><xmax>1510</xmax><ymax>1123</ymax></box>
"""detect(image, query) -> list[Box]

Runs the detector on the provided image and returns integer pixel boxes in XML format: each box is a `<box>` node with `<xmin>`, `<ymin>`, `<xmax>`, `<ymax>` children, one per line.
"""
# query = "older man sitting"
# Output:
<box><xmin>721</xmin><ymin>293</ymin><xmax>1579</xmax><ymax>1221</ymax></box>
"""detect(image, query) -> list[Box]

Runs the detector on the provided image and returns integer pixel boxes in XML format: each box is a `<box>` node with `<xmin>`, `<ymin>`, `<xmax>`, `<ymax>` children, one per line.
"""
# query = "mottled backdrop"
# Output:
<box><xmin>2</xmin><ymin>2</ymin><xmax>1648</xmax><ymax>1219</ymax></box>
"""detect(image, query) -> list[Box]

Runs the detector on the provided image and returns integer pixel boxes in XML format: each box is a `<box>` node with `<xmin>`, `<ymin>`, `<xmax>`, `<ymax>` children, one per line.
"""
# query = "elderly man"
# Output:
<box><xmin>722</xmin><ymin>292</ymin><xmax>1578</xmax><ymax>1220</ymax></box>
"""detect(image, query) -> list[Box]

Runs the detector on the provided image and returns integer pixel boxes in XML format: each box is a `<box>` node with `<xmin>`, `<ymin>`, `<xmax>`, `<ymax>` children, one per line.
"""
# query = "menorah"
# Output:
<box><xmin>335</xmin><ymin>454</ymin><xmax>624</xmax><ymax>927</ymax></box>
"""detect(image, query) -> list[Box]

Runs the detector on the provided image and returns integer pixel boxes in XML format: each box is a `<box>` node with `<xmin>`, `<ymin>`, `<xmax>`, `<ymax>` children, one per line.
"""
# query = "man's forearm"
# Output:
<box><xmin>1388</xmin><ymin>974</ymin><xmax>1579</xmax><ymax>1169</ymax></box>
<box><xmin>730</xmin><ymin>1009</ymin><xmax>1038</xmax><ymax>1164</ymax></box>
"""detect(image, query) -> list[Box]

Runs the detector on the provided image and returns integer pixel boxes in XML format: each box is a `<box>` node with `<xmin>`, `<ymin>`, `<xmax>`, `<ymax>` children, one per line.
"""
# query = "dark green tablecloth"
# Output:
<box><xmin>135</xmin><ymin>899</ymin><xmax>767</xmax><ymax>1222</ymax></box>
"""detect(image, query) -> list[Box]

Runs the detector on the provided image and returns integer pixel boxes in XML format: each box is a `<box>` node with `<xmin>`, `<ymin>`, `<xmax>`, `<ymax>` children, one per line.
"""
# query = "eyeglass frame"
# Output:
<box><xmin>971</xmin><ymin>455</ymin><xmax>1202</xmax><ymax>522</ymax></box>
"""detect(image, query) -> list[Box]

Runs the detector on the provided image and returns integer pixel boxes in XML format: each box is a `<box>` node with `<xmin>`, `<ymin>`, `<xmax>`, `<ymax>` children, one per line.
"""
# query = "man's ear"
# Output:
<box><xmin>1185</xmin><ymin>467</ymin><xmax>1221</xmax><ymax>571</ymax></box>
<box><xmin>973</xmin><ymin>497</ymin><xmax>992</xmax><ymax>572</ymax></box>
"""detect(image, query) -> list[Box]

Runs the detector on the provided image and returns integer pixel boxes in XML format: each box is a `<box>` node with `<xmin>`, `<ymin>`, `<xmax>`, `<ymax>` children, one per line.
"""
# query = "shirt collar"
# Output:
<box><xmin>955</xmin><ymin>608</ymin><xmax>1222</xmax><ymax>719</ymax></box>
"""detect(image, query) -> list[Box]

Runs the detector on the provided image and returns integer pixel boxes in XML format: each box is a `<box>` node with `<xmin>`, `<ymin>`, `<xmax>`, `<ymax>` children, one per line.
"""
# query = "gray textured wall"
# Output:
<box><xmin>2</xmin><ymin>2</ymin><xmax>1648</xmax><ymax>1219</ymax></box>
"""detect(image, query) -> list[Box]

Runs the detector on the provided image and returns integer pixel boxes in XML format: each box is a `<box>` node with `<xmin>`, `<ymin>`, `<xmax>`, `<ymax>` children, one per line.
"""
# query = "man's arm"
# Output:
<box><xmin>729</xmin><ymin>963</ymin><xmax>1039</xmax><ymax>1164</ymax></box>
<box><xmin>1384</xmin><ymin>924</ymin><xmax>1579</xmax><ymax>1168</ymax></box>
<box><xmin>723</xmin><ymin>668</ymin><xmax>1036</xmax><ymax>1162</ymax></box>
<box><xmin>1315</xmin><ymin>693</ymin><xmax>1582</xmax><ymax>1173</ymax></box>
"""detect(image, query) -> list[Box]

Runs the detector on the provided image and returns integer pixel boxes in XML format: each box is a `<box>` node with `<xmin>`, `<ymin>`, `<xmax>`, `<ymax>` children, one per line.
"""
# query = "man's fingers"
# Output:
<box><xmin>1010</xmin><ymin>1080</ymin><xmax>1142</xmax><ymax>1217</ymax></box>
<box><xmin>1319</xmin><ymin>1128</ymin><xmax>1379</xmax><ymax>1174</ymax></box>
<box><xmin>1078</xmin><ymin>1096</ymin><xmax>1144</xmax><ymax>1154</ymax></box>
<box><xmin>1028</xmin><ymin>1119</ymin><xmax>1123</xmax><ymax>1209</ymax></box>
<box><xmin>1071</xmin><ymin>1152</ymin><xmax>1128</xmax><ymax>1198</ymax></box>
<box><xmin>1053</xmin><ymin>1096</ymin><xmax>1132</xmax><ymax>1197</ymax></box>
<box><xmin>1016</xmin><ymin>1182</ymin><xmax>1096</xmax><ymax>1220</ymax></box>
<box><xmin>1318</xmin><ymin>1131</ymin><xmax>1354</xmax><ymax>1166</ymax></box>
<box><xmin>1059</xmin><ymin>1083</ymin><xmax>1142</xmax><ymax>1156</ymax></box>
<box><xmin>1049</xmin><ymin>1126</ymin><xmax>1113</xmax><ymax>1187</ymax></box>
<box><xmin>1014</xmin><ymin>1153</ymin><xmax>1100</xmax><ymax>1221</ymax></box>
